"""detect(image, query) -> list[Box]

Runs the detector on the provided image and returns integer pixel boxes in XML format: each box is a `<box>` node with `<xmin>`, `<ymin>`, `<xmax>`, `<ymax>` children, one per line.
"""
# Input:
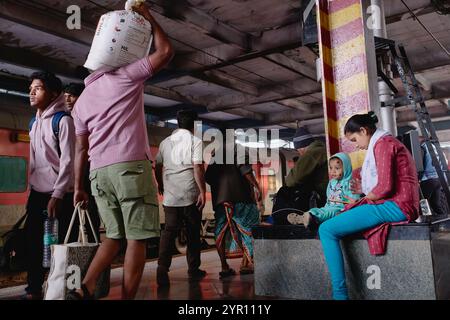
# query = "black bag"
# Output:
<box><xmin>0</xmin><ymin>213</ymin><xmax>28</xmax><ymax>272</ymax></box>
<box><xmin>271</xmin><ymin>185</ymin><xmax>323</xmax><ymax>225</ymax></box>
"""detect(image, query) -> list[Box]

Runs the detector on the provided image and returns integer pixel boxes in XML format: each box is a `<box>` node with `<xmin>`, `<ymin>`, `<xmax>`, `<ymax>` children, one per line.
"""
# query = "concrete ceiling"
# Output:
<box><xmin>0</xmin><ymin>0</ymin><xmax>450</xmax><ymax>140</ymax></box>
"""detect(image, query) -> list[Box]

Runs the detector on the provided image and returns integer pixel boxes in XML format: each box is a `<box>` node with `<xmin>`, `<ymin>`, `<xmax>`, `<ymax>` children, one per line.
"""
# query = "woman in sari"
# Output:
<box><xmin>205</xmin><ymin>148</ymin><xmax>262</xmax><ymax>278</ymax></box>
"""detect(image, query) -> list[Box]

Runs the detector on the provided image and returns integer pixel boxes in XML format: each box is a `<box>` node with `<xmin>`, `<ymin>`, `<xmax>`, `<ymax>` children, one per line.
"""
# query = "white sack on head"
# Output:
<box><xmin>84</xmin><ymin>9</ymin><xmax>153</xmax><ymax>72</ymax></box>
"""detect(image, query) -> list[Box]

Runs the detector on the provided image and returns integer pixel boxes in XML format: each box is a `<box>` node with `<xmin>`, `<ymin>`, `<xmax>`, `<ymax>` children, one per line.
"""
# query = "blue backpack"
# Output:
<box><xmin>28</xmin><ymin>111</ymin><xmax>72</xmax><ymax>156</ymax></box>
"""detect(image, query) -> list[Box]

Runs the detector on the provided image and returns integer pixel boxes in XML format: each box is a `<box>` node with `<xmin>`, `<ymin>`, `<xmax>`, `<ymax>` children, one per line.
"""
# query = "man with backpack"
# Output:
<box><xmin>22</xmin><ymin>71</ymin><xmax>76</xmax><ymax>300</ymax></box>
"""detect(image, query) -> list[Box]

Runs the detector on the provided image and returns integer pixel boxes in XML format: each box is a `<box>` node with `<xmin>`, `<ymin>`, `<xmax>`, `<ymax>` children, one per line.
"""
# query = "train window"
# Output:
<box><xmin>0</xmin><ymin>156</ymin><xmax>27</xmax><ymax>193</ymax></box>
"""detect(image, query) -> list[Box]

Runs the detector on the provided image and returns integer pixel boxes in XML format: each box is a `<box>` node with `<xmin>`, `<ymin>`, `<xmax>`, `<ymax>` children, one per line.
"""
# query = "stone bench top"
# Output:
<box><xmin>252</xmin><ymin>223</ymin><xmax>432</xmax><ymax>241</ymax></box>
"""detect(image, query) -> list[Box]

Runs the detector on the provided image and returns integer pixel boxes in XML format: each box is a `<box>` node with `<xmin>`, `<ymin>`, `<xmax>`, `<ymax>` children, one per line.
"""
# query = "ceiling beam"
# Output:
<box><xmin>396</xmin><ymin>104</ymin><xmax>450</xmax><ymax>123</ymax></box>
<box><xmin>385</xmin><ymin>4</ymin><xmax>436</xmax><ymax>25</ymax></box>
<box><xmin>277</xmin><ymin>98</ymin><xmax>313</xmax><ymax>113</ymax></box>
<box><xmin>0</xmin><ymin>46</ymin><xmax>86</xmax><ymax>80</ymax></box>
<box><xmin>0</xmin><ymin>0</ymin><xmax>94</xmax><ymax>46</ymax></box>
<box><xmin>264</xmin><ymin>107</ymin><xmax>324</xmax><ymax>125</ymax></box>
<box><xmin>149</xmin><ymin>42</ymin><xmax>306</xmax><ymax>85</ymax></box>
<box><xmin>194</xmin><ymin>71</ymin><xmax>260</xmax><ymax>96</ymax></box>
<box><xmin>251</xmin><ymin>22</ymin><xmax>302</xmax><ymax>52</ymax></box>
<box><xmin>147</xmin><ymin>0</ymin><xmax>250</xmax><ymax>50</ymax></box>
<box><xmin>264</xmin><ymin>53</ymin><xmax>317</xmax><ymax>81</ymax></box>
<box><xmin>205</xmin><ymin>77</ymin><xmax>321</xmax><ymax>112</ymax></box>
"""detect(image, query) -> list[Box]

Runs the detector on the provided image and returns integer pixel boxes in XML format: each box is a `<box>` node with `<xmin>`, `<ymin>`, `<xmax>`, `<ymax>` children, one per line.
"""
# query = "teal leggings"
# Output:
<box><xmin>318</xmin><ymin>201</ymin><xmax>407</xmax><ymax>300</ymax></box>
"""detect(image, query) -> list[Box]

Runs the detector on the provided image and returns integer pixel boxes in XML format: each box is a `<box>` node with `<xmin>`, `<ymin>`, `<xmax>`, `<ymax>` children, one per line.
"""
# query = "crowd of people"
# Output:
<box><xmin>20</xmin><ymin>2</ymin><xmax>446</xmax><ymax>301</ymax></box>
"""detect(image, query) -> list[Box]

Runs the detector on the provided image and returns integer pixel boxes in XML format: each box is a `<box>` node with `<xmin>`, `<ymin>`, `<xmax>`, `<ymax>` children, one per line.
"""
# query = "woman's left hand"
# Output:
<box><xmin>365</xmin><ymin>192</ymin><xmax>379</xmax><ymax>201</ymax></box>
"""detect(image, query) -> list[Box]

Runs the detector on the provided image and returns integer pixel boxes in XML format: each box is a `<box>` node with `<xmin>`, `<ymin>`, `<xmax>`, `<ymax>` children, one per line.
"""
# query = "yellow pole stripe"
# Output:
<box><xmin>348</xmin><ymin>150</ymin><xmax>366</xmax><ymax>169</ymax></box>
<box><xmin>324</xmin><ymin>79</ymin><xmax>336</xmax><ymax>102</ymax></box>
<box><xmin>328</xmin><ymin>3</ymin><xmax>363</xmax><ymax>31</ymax></box>
<box><xmin>331</xmin><ymin>35</ymin><xmax>365</xmax><ymax>67</ymax></box>
<box><xmin>327</xmin><ymin>116</ymin><xmax>353</xmax><ymax>140</ymax></box>
<box><xmin>327</xmin><ymin>118</ymin><xmax>339</xmax><ymax>140</ymax></box>
<box><xmin>319</xmin><ymin>9</ymin><xmax>330</xmax><ymax>31</ymax></box>
<box><xmin>325</xmin><ymin>72</ymin><xmax>368</xmax><ymax>103</ymax></box>
<box><xmin>322</xmin><ymin>45</ymin><xmax>333</xmax><ymax>70</ymax></box>
<box><xmin>334</xmin><ymin>72</ymin><xmax>368</xmax><ymax>102</ymax></box>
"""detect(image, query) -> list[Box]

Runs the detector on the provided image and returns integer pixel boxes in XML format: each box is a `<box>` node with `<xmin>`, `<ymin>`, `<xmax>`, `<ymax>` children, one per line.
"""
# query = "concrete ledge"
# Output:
<box><xmin>252</xmin><ymin>224</ymin><xmax>449</xmax><ymax>300</ymax></box>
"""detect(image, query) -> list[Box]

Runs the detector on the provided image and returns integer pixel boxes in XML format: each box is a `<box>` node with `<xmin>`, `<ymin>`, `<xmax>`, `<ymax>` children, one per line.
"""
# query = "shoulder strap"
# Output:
<box><xmin>1</xmin><ymin>212</ymin><xmax>28</xmax><ymax>237</ymax></box>
<box><xmin>28</xmin><ymin>116</ymin><xmax>36</xmax><ymax>132</ymax></box>
<box><xmin>52</xmin><ymin>111</ymin><xmax>72</xmax><ymax>139</ymax></box>
<box><xmin>51</xmin><ymin>111</ymin><xmax>72</xmax><ymax>157</ymax></box>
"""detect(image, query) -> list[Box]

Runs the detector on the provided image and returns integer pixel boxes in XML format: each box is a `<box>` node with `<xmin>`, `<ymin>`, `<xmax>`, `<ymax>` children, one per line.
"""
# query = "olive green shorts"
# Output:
<box><xmin>89</xmin><ymin>160</ymin><xmax>160</xmax><ymax>240</ymax></box>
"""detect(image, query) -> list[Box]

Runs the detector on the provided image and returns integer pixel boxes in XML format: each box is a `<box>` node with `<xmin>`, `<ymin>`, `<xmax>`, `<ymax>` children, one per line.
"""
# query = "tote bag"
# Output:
<box><xmin>44</xmin><ymin>203</ymin><xmax>110</xmax><ymax>300</ymax></box>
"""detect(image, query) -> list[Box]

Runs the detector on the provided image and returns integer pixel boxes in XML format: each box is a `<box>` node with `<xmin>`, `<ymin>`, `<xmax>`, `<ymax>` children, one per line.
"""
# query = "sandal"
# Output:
<box><xmin>219</xmin><ymin>268</ymin><xmax>236</xmax><ymax>279</ymax></box>
<box><xmin>66</xmin><ymin>284</ymin><xmax>95</xmax><ymax>300</ymax></box>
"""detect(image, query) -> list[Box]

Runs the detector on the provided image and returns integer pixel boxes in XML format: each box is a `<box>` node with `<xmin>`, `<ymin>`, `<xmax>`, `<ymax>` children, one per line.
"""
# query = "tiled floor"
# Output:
<box><xmin>0</xmin><ymin>249</ymin><xmax>273</xmax><ymax>300</ymax></box>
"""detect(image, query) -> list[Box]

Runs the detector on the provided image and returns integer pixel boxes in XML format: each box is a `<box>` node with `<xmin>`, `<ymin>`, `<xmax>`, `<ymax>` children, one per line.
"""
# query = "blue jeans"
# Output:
<box><xmin>318</xmin><ymin>201</ymin><xmax>407</xmax><ymax>300</ymax></box>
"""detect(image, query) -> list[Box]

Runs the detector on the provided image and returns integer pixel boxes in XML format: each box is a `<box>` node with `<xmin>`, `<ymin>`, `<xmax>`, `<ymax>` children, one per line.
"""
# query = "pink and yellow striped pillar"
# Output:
<box><xmin>316</xmin><ymin>0</ymin><xmax>379</xmax><ymax>167</ymax></box>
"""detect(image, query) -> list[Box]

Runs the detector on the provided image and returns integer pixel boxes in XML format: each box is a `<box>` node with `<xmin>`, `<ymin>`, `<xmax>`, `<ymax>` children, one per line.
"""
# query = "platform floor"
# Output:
<box><xmin>0</xmin><ymin>249</ymin><xmax>275</xmax><ymax>300</ymax></box>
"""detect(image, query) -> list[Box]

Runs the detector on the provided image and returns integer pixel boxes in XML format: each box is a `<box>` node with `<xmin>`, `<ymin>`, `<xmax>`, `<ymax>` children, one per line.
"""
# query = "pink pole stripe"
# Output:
<box><xmin>339</xmin><ymin>136</ymin><xmax>357</xmax><ymax>153</ymax></box>
<box><xmin>333</xmin><ymin>91</ymin><xmax>369</xmax><ymax>119</ymax></box>
<box><xmin>332</xmin><ymin>54</ymin><xmax>367</xmax><ymax>83</ymax></box>
<box><xmin>329</xmin><ymin>18</ymin><xmax>364</xmax><ymax>48</ymax></box>
<box><xmin>328</xmin><ymin>0</ymin><xmax>360</xmax><ymax>14</ymax></box>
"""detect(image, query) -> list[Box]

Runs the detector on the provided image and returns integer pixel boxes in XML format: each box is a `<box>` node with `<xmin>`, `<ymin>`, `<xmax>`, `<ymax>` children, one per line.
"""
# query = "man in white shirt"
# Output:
<box><xmin>155</xmin><ymin>110</ymin><xmax>206</xmax><ymax>286</ymax></box>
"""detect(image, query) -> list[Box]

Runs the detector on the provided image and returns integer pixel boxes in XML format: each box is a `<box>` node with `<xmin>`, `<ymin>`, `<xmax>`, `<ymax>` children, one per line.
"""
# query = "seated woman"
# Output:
<box><xmin>319</xmin><ymin>112</ymin><xmax>419</xmax><ymax>300</ymax></box>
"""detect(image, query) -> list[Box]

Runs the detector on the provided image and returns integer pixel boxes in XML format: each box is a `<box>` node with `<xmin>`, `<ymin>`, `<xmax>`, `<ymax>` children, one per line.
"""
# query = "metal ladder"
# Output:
<box><xmin>375</xmin><ymin>37</ymin><xmax>450</xmax><ymax>212</ymax></box>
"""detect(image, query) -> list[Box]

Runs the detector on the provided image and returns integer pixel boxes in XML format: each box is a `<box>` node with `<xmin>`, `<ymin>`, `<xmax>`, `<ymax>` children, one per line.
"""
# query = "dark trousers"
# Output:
<box><xmin>23</xmin><ymin>190</ymin><xmax>77</xmax><ymax>294</ymax></box>
<box><xmin>158</xmin><ymin>204</ymin><xmax>202</xmax><ymax>273</ymax></box>
<box><xmin>421</xmin><ymin>178</ymin><xmax>450</xmax><ymax>216</ymax></box>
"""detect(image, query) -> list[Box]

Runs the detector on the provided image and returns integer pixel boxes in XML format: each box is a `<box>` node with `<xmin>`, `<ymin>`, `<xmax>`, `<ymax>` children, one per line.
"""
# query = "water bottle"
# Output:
<box><xmin>43</xmin><ymin>211</ymin><xmax>58</xmax><ymax>268</ymax></box>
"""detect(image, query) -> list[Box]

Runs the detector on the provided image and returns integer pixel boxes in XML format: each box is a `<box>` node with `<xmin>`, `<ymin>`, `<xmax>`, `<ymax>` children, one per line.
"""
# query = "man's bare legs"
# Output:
<box><xmin>80</xmin><ymin>238</ymin><xmax>122</xmax><ymax>296</ymax></box>
<box><xmin>121</xmin><ymin>239</ymin><xmax>147</xmax><ymax>299</ymax></box>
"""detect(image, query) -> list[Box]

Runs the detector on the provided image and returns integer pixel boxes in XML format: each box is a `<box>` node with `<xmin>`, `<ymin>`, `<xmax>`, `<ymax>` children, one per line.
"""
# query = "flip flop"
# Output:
<box><xmin>219</xmin><ymin>268</ymin><xmax>236</xmax><ymax>279</ymax></box>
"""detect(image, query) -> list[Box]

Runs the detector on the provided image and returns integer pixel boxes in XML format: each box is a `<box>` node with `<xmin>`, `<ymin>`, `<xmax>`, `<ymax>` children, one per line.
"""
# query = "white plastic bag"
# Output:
<box><xmin>84</xmin><ymin>9</ymin><xmax>153</xmax><ymax>71</ymax></box>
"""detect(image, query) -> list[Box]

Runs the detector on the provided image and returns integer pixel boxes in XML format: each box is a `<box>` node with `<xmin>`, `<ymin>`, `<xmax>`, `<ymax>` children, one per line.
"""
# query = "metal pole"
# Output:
<box><xmin>371</xmin><ymin>0</ymin><xmax>397</xmax><ymax>136</ymax></box>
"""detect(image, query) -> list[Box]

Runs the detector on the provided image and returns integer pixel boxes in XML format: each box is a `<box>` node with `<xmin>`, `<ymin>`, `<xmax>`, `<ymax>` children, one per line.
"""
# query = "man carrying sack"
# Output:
<box><xmin>70</xmin><ymin>2</ymin><xmax>173</xmax><ymax>300</ymax></box>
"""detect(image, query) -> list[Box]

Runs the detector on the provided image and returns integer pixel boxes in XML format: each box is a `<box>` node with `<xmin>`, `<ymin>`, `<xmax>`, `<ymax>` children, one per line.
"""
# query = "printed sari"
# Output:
<box><xmin>214</xmin><ymin>202</ymin><xmax>260</xmax><ymax>260</ymax></box>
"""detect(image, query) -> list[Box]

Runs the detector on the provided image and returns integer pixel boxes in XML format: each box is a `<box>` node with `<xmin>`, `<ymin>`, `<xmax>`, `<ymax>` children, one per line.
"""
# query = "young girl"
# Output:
<box><xmin>287</xmin><ymin>152</ymin><xmax>359</xmax><ymax>227</ymax></box>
